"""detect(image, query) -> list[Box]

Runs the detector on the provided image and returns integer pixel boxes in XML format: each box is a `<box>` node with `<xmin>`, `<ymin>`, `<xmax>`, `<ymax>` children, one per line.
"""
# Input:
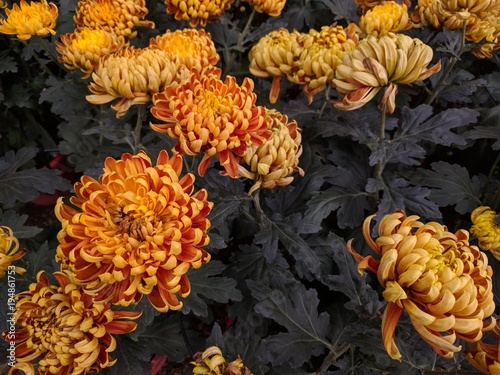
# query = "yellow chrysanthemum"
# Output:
<box><xmin>150</xmin><ymin>66</ymin><xmax>272</xmax><ymax>178</ymax></box>
<box><xmin>150</xmin><ymin>28</ymin><xmax>219</xmax><ymax>71</ymax></box>
<box><xmin>468</xmin><ymin>12</ymin><xmax>500</xmax><ymax>58</ymax></box>
<box><xmin>332</xmin><ymin>33</ymin><xmax>441</xmax><ymax>113</ymax></box>
<box><xmin>0</xmin><ymin>0</ymin><xmax>7</xmax><ymax>9</ymax></box>
<box><xmin>242</xmin><ymin>0</ymin><xmax>287</xmax><ymax>16</ymax></box>
<box><xmin>192</xmin><ymin>346</ymin><xmax>254</xmax><ymax>375</ymax></box>
<box><xmin>236</xmin><ymin>109</ymin><xmax>304</xmax><ymax>195</ymax></box>
<box><xmin>0</xmin><ymin>0</ymin><xmax>58</xmax><ymax>40</ymax></box>
<box><xmin>2</xmin><ymin>270</ymin><xmax>141</xmax><ymax>375</ymax></box>
<box><xmin>56</xmin><ymin>27</ymin><xmax>127</xmax><ymax>79</ymax></box>
<box><xmin>355</xmin><ymin>0</ymin><xmax>411</xmax><ymax>13</ymax></box>
<box><xmin>164</xmin><ymin>0</ymin><xmax>235</xmax><ymax>27</ymax></box>
<box><xmin>471</xmin><ymin>206</ymin><xmax>500</xmax><ymax>259</ymax></box>
<box><xmin>0</xmin><ymin>226</ymin><xmax>26</xmax><ymax>278</ymax></box>
<box><xmin>413</xmin><ymin>0</ymin><xmax>500</xmax><ymax>30</ymax></box>
<box><xmin>347</xmin><ymin>210</ymin><xmax>496</xmax><ymax>360</ymax></box>
<box><xmin>73</xmin><ymin>0</ymin><xmax>154</xmax><ymax>39</ymax></box>
<box><xmin>55</xmin><ymin>151</ymin><xmax>213</xmax><ymax>312</ymax></box>
<box><xmin>248</xmin><ymin>28</ymin><xmax>301</xmax><ymax>103</ymax></box>
<box><xmin>289</xmin><ymin>24</ymin><xmax>360</xmax><ymax>104</ymax></box>
<box><xmin>465</xmin><ymin>322</ymin><xmax>500</xmax><ymax>374</ymax></box>
<box><xmin>359</xmin><ymin>1</ymin><xmax>412</xmax><ymax>36</ymax></box>
<box><xmin>86</xmin><ymin>46</ymin><xmax>183</xmax><ymax>118</ymax></box>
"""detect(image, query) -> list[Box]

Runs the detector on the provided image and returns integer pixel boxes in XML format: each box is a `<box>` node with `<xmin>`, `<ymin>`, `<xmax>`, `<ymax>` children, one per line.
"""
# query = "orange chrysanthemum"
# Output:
<box><xmin>86</xmin><ymin>47</ymin><xmax>182</xmax><ymax>117</ymax></box>
<box><xmin>0</xmin><ymin>0</ymin><xmax>58</xmax><ymax>40</ymax></box>
<box><xmin>359</xmin><ymin>1</ymin><xmax>412</xmax><ymax>36</ymax></box>
<box><xmin>355</xmin><ymin>0</ymin><xmax>411</xmax><ymax>13</ymax></box>
<box><xmin>0</xmin><ymin>226</ymin><xmax>26</xmax><ymax>277</ymax></box>
<box><xmin>74</xmin><ymin>0</ymin><xmax>154</xmax><ymax>39</ymax></box>
<box><xmin>150</xmin><ymin>67</ymin><xmax>272</xmax><ymax>178</ymax></box>
<box><xmin>150</xmin><ymin>28</ymin><xmax>219</xmax><ymax>71</ymax></box>
<box><xmin>471</xmin><ymin>206</ymin><xmax>500</xmax><ymax>259</ymax></box>
<box><xmin>465</xmin><ymin>322</ymin><xmax>500</xmax><ymax>374</ymax></box>
<box><xmin>56</xmin><ymin>27</ymin><xmax>127</xmax><ymax>79</ymax></box>
<box><xmin>55</xmin><ymin>151</ymin><xmax>213</xmax><ymax>312</ymax></box>
<box><xmin>242</xmin><ymin>0</ymin><xmax>287</xmax><ymax>16</ymax></box>
<box><xmin>192</xmin><ymin>346</ymin><xmax>254</xmax><ymax>375</ymax></box>
<box><xmin>164</xmin><ymin>0</ymin><xmax>235</xmax><ymax>27</ymax></box>
<box><xmin>236</xmin><ymin>109</ymin><xmax>304</xmax><ymax>195</ymax></box>
<box><xmin>2</xmin><ymin>270</ymin><xmax>140</xmax><ymax>375</ymax></box>
<box><xmin>347</xmin><ymin>210</ymin><xmax>496</xmax><ymax>360</ymax></box>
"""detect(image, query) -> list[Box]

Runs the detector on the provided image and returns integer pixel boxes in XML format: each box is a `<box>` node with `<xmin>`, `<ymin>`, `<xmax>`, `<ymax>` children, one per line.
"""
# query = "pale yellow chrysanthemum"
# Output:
<box><xmin>86</xmin><ymin>47</ymin><xmax>183</xmax><ymax>118</ymax></box>
<box><xmin>0</xmin><ymin>226</ymin><xmax>26</xmax><ymax>278</ymax></box>
<box><xmin>248</xmin><ymin>28</ymin><xmax>301</xmax><ymax>103</ymax></box>
<box><xmin>348</xmin><ymin>210</ymin><xmax>496</xmax><ymax>360</ymax></box>
<box><xmin>332</xmin><ymin>33</ymin><xmax>441</xmax><ymax>113</ymax></box>
<box><xmin>289</xmin><ymin>23</ymin><xmax>360</xmax><ymax>104</ymax></box>
<box><xmin>359</xmin><ymin>1</ymin><xmax>413</xmax><ymax>36</ymax></box>
<box><xmin>471</xmin><ymin>206</ymin><xmax>500</xmax><ymax>259</ymax></box>
<box><xmin>237</xmin><ymin>109</ymin><xmax>304</xmax><ymax>195</ymax></box>
<box><xmin>0</xmin><ymin>0</ymin><xmax>58</xmax><ymax>40</ymax></box>
<box><xmin>164</xmin><ymin>0</ymin><xmax>235</xmax><ymax>27</ymax></box>
<box><xmin>56</xmin><ymin>27</ymin><xmax>127</xmax><ymax>79</ymax></box>
<box><xmin>242</xmin><ymin>0</ymin><xmax>287</xmax><ymax>16</ymax></box>
<box><xmin>74</xmin><ymin>0</ymin><xmax>154</xmax><ymax>39</ymax></box>
<box><xmin>150</xmin><ymin>29</ymin><xmax>219</xmax><ymax>71</ymax></box>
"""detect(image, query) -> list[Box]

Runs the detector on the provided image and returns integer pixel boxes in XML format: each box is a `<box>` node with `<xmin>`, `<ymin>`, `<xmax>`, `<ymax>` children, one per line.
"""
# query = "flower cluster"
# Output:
<box><xmin>55</xmin><ymin>151</ymin><xmax>213</xmax><ymax>312</ymax></box>
<box><xmin>347</xmin><ymin>210</ymin><xmax>496</xmax><ymax>360</ymax></box>
<box><xmin>236</xmin><ymin>109</ymin><xmax>304</xmax><ymax>195</ymax></box>
<box><xmin>332</xmin><ymin>33</ymin><xmax>441</xmax><ymax>113</ymax></box>
<box><xmin>0</xmin><ymin>226</ymin><xmax>26</xmax><ymax>277</ymax></box>
<box><xmin>471</xmin><ymin>206</ymin><xmax>500</xmax><ymax>259</ymax></box>
<box><xmin>465</xmin><ymin>322</ymin><xmax>500</xmax><ymax>374</ymax></box>
<box><xmin>192</xmin><ymin>346</ymin><xmax>254</xmax><ymax>375</ymax></box>
<box><xmin>249</xmin><ymin>24</ymin><xmax>360</xmax><ymax>103</ymax></box>
<box><xmin>164</xmin><ymin>0</ymin><xmax>234</xmax><ymax>27</ymax></box>
<box><xmin>3</xmin><ymin>271</ymin><xmax>141</xmax><ymax>375</ymax></box>
<box><xmin>150</xmin><ymin>66</ymin><xmax>272</xmax><ymax>178</ymax></box>
<box><xmin>0</xmin><ymin>0</ymin><xmax>58</xmax><ymax>40</ymax></box>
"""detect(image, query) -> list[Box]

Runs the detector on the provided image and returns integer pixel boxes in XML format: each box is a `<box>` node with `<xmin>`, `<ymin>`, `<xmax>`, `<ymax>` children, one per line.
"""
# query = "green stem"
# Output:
<box><xmin>374</xmin><ymin>100</ymin><xmax>387</xmax><ymax>179</ymax></box>
<box><xmin>132</xmin><ymin>105</ymin><xmax>146</xmax><ymax>153</ymax></box>
<box><xmin>318</xmin><ymin>343</ymin><xmax>350</xmax><ymax>373</ymax></box>
<box><xmin>318</xmin><ymin>85</ymin><xmax>331</xmax><ymax>119</ymax></box>
<box><xmin>425</xmin><ymin>21</ymin><xmax>467</xmax><ymax>105</ymax></box>
<box><xmin>252</xmin><ymin>188</ymin><xmax>265</xmax><ymax>222</ymax></box>
<box><xmin>223</xmin><ymin>8</ymin><xmax>256</xmax><ymax>77</ymax></box>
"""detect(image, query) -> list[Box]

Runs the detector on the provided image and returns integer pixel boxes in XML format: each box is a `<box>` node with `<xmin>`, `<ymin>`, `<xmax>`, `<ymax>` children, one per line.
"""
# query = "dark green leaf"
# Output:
<box><xmin>0</xmin><ymin>54</ymin><xmax>17</xmax><ymax>74</ymax></box>
<box><xmin>465</xmin><ymin>125</ymin><xmax>500</xmax><ymax>150</ymax></box>
<box><xmin>410</xmin><ymin>161</ymin><xmax>483</xmax><ymax>214</ymax></box>
<box><xmin>316</xmin><ymin>0</ymin><xmax>359</xmax><ymax>23</ymax></box>
<box><xmin>101</xmin><ymin>335</ymin><xmax>151</xmax><ymax>375</ymax></box>
<box><xmin>0</xmin><ymin>148</ymin><xmax>71</xmax><ymax>208</ymax></box>
<box><xmin>248</xmin><ymin>280</ymin><xmax>331</xmax><ymax>368</ymax></box>
<box><xmin>0</xmin><ymin>209</ymin><xmax>42</xmax><ymax>238</ymax></box>
<box><xmin>181</xmin><ymin>261</ymin><xmax>242</xmax><ymax>318</ymax></box>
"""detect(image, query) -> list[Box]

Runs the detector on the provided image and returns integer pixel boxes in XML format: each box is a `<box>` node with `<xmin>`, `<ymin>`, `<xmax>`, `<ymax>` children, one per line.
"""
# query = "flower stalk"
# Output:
<box><xmin>223</xmin><ymin>8</ymin><xmax>256</xmax><ymax>77</ymax></box>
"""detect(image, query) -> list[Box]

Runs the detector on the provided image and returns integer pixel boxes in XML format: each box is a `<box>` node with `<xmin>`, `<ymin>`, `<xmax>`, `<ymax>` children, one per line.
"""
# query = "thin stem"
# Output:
<box><xmin>223</xmin><ymin>8</ymin><xmax>256</xmax><ymax>77</ymax></box>
<box><xmin>132</xmin><ymin>105</ymin><xmax>146</xmax><ymax>153</ymax></box>
<box><xmin>252</xmin><ymin>188</ymin><xmax>265</xmax><ymax>222</ymax></box>
<box><xmin>318</xmin><ymin>86</ymin><xmax>331</xmax><ymax>119</ymax></box>
<box><xmin>374</xmin><ymin>101</ymin><xmax>387</xmax><ymax>179</ymax></box>
<box><xmin>178</xmin><ymin>314</ymin><xmax>194</xmax><ymax>357</ymax></box>
<box><xmin>318</xmin><ymin>343</ymin><xmax>350</xmax><ymax>373</ymax></box>
<box><xmin>425</xmin><ymin>21</ymin><xmax>467</xmax><ymax>105</ymax></box>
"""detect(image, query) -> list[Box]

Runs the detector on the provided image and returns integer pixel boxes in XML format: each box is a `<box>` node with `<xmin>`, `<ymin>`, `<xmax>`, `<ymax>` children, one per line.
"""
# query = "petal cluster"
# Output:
<box><xmin>192</xmin><ymin>346</ymin><xmax>253</xmax><ymax>375</ymax></box>
<box><xmin>0</xmin><ymin>226</ymin><xmax>26</xmax><ymax>278</ymax></box>
<box><xmin>332</xmin><ymin>33</ymin><xmax>441</xmax><ymax>113</ymax></box>
<box><xmin>55</xmin><ymin>151</ymin><xmax>213</xmax><ymax>312</ymax></box>
<box><xmin>56</xmin><ymin>27</ymin><xmax>127</xmax><ymax>79</ymax></box>
<box><xmin>74</xmin><ymin>0</ymin><xmax>154</xmax><ymax>39</ymax></box>
<box><xmin>164</xmin><ymin>0</ymin><xmax>235</xmax><ymax>27</ymax></box>
<box><xmin>0</xmin><ymin>0</ymin><xmax>58</xmax><ymax>40</ymax></box>
<box><xmin>150</xmin><ymin>67</ymin><xmax>272</xmax><ymax>178</ymax></box>
<box><xmin>150</xmin><ymin>28</ymin><xmax>219</xmax><ymax>71</ymax></box>
<box><xmin>347</xmin><ymin>210</ymin><xmax>496</xmax><ymax>360</ymax></box>
<box><xmin>2</xmin><ymin>270</ymin><xmax>140</xmax><ymax>375</ymax></box>
<box><xmin>359</xmin><ymin>1</ymin><xmax>412</xmax><ymax>37</ymax></box>
<box><xmin>465</xmin><ymin>322</ymin><xmax>500</xmax><ymax>374</ymax></box>
<box><xmin>242</xmin><ymin>0</ymin><xmax>287</xmax><ymax>17</ymax></box>
<box><xmin>471</xmin><ymin>206</ymin><xmax>500</xmax><ymax>259</ymax></box>
<box><xmin>237</xmin><ymin>109</ymin><xmax>304</xmax><ymax>195</ymax></box>
<box><xmin>86</xmin><ymin>46</ymin><xmax>182</xmax><ymax>117</ymax></box>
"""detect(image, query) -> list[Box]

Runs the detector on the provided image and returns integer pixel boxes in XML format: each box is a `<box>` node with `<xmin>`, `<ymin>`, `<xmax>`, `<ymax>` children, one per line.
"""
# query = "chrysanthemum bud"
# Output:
<box><xmin>470</xmin><ymin>206</ymin><xmax>500</xmax><ymax>258</ymax></box>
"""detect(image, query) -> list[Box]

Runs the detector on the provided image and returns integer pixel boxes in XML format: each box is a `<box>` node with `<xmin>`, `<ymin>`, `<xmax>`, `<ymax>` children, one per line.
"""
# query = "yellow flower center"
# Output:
<box><xmin>163</xmin><ymin>36</ymin><xmax>196</xmax><ymax>56</ymax></box>
<box><xmin>369</xmin><ymin>1</ymin><xmax>406</xmax><ymax>23</ymax></box>
<box><xmin>88</xmin><ymin>0</ymin><xmax>117</xmax><ymax>23</ymax></box>
<box><xmin>202</xmin><ymin>91</ymin><xmax>231</xmax><ymax>115</ymax></box>
<box><xmin>72</xmin><ymin>28</ymin><xmax>109</xmax><ymax>49</ymax></box>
